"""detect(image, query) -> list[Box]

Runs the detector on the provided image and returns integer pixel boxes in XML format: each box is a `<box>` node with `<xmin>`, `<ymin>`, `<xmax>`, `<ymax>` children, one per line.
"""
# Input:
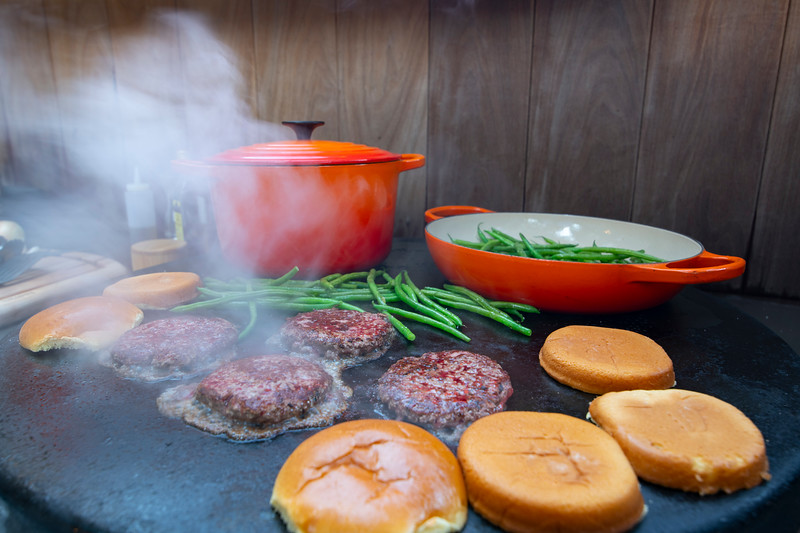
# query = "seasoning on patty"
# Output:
<box><xmin>279</xmin><ymin>308</ymin><xmax>395</xmax><ymax>368</ymax></box>
<box><xmin>157</xmin><ymin>354</ymin><xmax>351</xmax><ymax>442</ymax></box>
<box><xmin>109</xmin><ymin>315</ymin><xmax>238</xmax><ymax>381</ymax></box>
<box><xmin>378</xmin><ymin>350</ymin><xmax>513</xmax><ymax>429</ymax></box>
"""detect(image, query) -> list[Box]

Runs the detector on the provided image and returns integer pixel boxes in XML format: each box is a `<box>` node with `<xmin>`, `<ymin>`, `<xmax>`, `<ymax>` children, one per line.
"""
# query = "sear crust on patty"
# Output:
<box><xmin>195</xmin><ymin>355</ymin><xmax>333</xmax><ymax>425</ymax></box>
<box><xmin>110</xmin><ymin>315</ymin><xmax>238</xmax><ymax>381</ymax></box>
<box><xmin>279</xmin><ymin>308</ymin><xmax>395</xmax><ymax>365</ymax></box>
<box><xmin>378</xmin><ymin>350</ymin><xmax>513</xmax><ymax>428</ymax></box>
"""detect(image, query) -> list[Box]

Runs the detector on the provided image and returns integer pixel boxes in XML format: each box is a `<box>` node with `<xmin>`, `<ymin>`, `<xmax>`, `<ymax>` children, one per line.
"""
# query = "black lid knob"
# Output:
<box><xmin>282</xmin><ymin>121</ymin><xmax>325</xmax><ymax>140</ymax></box>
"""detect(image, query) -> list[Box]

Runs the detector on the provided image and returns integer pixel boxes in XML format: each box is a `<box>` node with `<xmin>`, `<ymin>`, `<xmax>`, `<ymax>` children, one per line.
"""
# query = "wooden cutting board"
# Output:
<box><xmin>0</xmin><ymin>251</ymin><xmax>129</xmax><ymax>328</ymax></box>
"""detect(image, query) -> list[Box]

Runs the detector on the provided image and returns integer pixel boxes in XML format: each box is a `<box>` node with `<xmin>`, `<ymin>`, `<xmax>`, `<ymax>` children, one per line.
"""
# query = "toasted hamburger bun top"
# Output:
<box><xmin>588</xmin><ymin>388</ymin><xmax>770</xmax><ymax>495</ymax></box>
<box><xmin>102</xmin><ymin>271</ymin><xmax>201</xmax><ymax>310</ymax></box>
<box><xmin>539</xmin><ymin>325</ymin><xmax>675</xmax><ymax>394</ymax></box>
<box><xmin>19</xmin><ymin>296</ymin><xmax>143</xmax><ymax>352</ymax></box>
<box><xmin>270</xmin><ymin>419</ymin><xmax>467</xmax><ymax>533</ymax></box>
<box><xmin>457</xmin><ymin>411</ymin><xmax>645</xmax><ymax>533</ymax></box>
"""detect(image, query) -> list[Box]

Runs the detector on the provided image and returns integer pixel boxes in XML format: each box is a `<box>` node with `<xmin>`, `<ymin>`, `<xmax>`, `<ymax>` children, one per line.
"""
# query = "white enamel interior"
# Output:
<box><xmin>426</xmin><ymin>212</ymin><xmax>704</xmax><ymax>262</ymax></box>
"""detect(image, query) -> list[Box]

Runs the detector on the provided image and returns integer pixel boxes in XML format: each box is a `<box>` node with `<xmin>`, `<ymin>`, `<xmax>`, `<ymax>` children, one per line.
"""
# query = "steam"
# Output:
<box><xmin>0</xmin><ymin>5</ymin><xmax>286</xmax><ymax>189</ymax></box>
<box><xmin>0</xmin><ymin>6</ymin><xmax>283</xmax><ymax>270</ymax></box>
<box><xmin>0</xmin><ymin>5</ymin><xmax>386</xmax><ymax>277</ymax></box>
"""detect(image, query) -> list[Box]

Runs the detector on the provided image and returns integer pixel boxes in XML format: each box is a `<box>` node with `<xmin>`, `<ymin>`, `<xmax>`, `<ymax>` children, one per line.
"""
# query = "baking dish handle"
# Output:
<box><xmin>398</xmin><ymin>154</ymin><xmax>426</xmax><ymax>172</ymax></box>
<box><xmin>628</xmin><ymin>250</ymin><xmax>746</xmax><ymax>284</ymax></box>
<box><xmin>424</xmin><ymin>205</ymin><xmax>495</xmax><ymax>224</ymax></box>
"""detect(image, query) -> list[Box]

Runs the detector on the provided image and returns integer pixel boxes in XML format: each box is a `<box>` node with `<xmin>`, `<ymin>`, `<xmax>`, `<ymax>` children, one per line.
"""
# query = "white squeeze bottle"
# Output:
<box><xmin>124</xmin><ymin>167</ymin><xmax>158</xmax><ymax>244</ymax></box>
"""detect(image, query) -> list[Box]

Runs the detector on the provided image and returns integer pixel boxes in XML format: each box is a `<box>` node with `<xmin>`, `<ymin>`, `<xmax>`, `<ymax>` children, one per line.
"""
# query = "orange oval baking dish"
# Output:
<box><xmin>424</xmin><ymin>206</ymin><xmax>745</xmax><ymax>314</ymax></box>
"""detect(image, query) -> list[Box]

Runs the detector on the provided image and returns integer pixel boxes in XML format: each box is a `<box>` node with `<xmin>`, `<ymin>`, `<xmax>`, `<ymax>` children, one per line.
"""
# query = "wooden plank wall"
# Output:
<box><xmin>1</xmin><ymin>0</ymin><xmax>798</xmax><ymax>299</ymax></box>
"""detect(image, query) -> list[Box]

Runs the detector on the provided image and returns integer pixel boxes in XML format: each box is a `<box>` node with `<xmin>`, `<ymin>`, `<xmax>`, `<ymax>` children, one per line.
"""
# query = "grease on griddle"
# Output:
<box><xmin>106</xmin><ymin>315</ymin><xmax>239</xmax><ymax>382</ymax></box>
<box><xmin>157</xmin><ymin>355</ymin><xmax>351</xmax><ymax>442</ymax></box>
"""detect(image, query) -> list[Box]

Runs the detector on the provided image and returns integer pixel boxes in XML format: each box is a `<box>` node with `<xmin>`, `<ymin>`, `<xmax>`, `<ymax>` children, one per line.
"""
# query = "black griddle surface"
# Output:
<box><xmin>1</xmin><ymin>239</ymin><xmax>799</xmax><ymax>533</ymax></box>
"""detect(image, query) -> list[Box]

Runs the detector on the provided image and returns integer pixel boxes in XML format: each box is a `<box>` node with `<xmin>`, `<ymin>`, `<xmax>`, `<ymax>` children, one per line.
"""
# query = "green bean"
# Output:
<box><xmin>421</xmin><ymin>286</ymin><xmax>473</xmax><ymax>303</ymax></box>
<box><xmin>402</xmin><ymin>272</ymin><xmax>463</xmax><ymax>327</ymax></box>
<box><xmin>372</xmin><ymin>303</ymin><xmax>471</xmax><ymax>342</ymax></box>
<box><xmin>367</xmin><ymin>268</ymin><xmax>386</xmax><ymax>305</ymax></box>
<box><xmin>382</xmin><ymin>312</ymin><xmax>416</xmax><ymax>342</ymax></box>
<box><xmin>571</xmin><ymin>246</ymin><xmax>665</xmax><ymax>263</ymax></box>
<box><xmin>396</xmin><ymin>274</ymin><xmax>419</xmax><ymax>304</ymax></box>
<box><xmin>391</xmin><ymin>274</ymin><xmax>459</xmax><ymax>327</ymax></box>
<box><xmin>235</xmin><ymin>281</ymin><xmax>259</xmax><ymax>340</ymax></box>
<box><xmin>170</xmin><ymin>289</ymin><xmax>272</xmax><ymax>312</ymax></box>
<box><xmin>173</xmin><ymin>267</ymin><xmax>540</xmax><ymax>343</ymax></box>
<box><xmin>270</xmin><ymin>266</ymin><xmax>300</xmax><ymax>285</ymax></box>
<box><xmin>489</xmin><ymin>301</ymin><xmax>541</xmax><ymax>314</ymax></box>
<box><xmin>476</xmin><ymin>224</ymin><xmax>490</xmax><ymax>243</ymax></box>
<box><xmin>435</xmin><ymin>298</ymin><xmax>531</xmax><ymax>336</ymax></box>
<box><xmin>519</xmin><ymin>233</ymin><xmax>543</xmax><ymax>258</ymax></box>
<box><xmin>480</xmin><ymin>239</ymin><xmax>503</xmax><ymax>252</ymax></box>
<box><xmin>424</xmin><ymin>288</ymin><xmax>537</xmax><ymax>335</ymax></box>
<box><xmin>485</xmin><ymin>228</ymin><xmax>518</xmax><ymax>247</ymax></box>
<box><xmin>270</xmin><ymin>302</ymin><xmax>340</xmax><ymax>312</ymax></box>
<box><xmin>452</xmin><ymin>227</ymin><xmax>664</xmax><ymax>264</ymax></box>
<box><xmin>327</xmin><ymin>271</ymin><xmax>371</xmax><ymax>286</ymax></box>
<box><xmin>443</xmin><ymin>284</ymin><xmax>504</xmax><ymax>315</ymax></box>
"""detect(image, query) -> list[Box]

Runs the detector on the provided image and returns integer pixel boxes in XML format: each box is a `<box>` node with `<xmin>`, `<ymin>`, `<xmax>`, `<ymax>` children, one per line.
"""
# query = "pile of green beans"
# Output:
<box><xmin>451</xmin><ymin>226</ymin><xmax>665</xmax><ymax>264</ymax></box>
<box><xmin>170</xmin><ymin>266</ymin><xmax>539</xmax><ymax>342</ymax></box>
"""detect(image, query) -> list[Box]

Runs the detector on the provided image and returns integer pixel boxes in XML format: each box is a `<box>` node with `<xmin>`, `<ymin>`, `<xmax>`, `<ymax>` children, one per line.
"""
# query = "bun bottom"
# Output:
<box><xmin>102</xmin><ymin>272</ymin><xmax>201</xmax><ymax>310</ymax></box>
<box><xmin>539</xmin><ymin>325</ymin><xmax>675</xmax><ymax>394</ymax></box>
<box><xmin>19</xmin><ymin>296</ymin><xmax>143</xmax><ymax>352</ymax></box>
<box><xmin>271</xmin><ymin>419</ymin><xmax>467</xmax><ymax>533</ymax></box>
<box><xmin>457</xmin><ymin>411</ymin><xmax>645</xmax><ymax>533</ymax></box>
<box><xmin>588</xmin><ymin>389</ymin><xmax>771</xmax><ymax>495</ymax></box>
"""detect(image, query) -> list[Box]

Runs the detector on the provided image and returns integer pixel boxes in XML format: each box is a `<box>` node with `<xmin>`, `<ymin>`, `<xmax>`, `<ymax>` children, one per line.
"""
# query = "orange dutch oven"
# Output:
<box><xmin>176</xmin><ymin>122</ymin><xmax>424</xmax><ymax>277</ymax></box>
<box><xmin>424</xmin><ymin>205</ymin><xmax>746</xmax><ymax>314</ymax></box>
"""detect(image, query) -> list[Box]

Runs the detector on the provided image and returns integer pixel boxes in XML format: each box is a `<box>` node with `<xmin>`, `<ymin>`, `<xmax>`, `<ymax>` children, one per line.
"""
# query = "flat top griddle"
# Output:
<box><xmin>1</xmin><ymin>239</ymin><xmax>799</xmax><ymax>533</ymax></box>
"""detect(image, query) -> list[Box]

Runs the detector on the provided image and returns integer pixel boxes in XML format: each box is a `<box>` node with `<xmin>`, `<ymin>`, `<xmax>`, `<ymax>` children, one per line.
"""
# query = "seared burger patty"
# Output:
<box><xmin>110</xmin><ymin>315</ymin><xmax>238</xmax><ymax>380</ymax></box>
<box><xmin>280</xmin><ymin>308</ymin><xmax>395</xmax><ymax>364</ymax></box>
<box><xmin>195</xmin><ymin>355</ymin><xmax>333</xmax><ymax>425</ymax></box>
<box><xmin>378</xmin><ymin>350</ymin><xmax>513</xmax><ymax>428</ymax></box>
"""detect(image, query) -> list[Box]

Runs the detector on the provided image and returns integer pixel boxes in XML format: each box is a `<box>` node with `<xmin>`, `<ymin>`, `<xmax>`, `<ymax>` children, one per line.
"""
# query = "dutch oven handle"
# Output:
<box><xmin>282</xmin><ymin>121</ymin><xmax>325</xmax><ymax>140</ymax></box>
<box><xmin>625</xmin><ymin>251</ymin><xmax>746</xmax><ymax>284</ymax></box>
<box><xmin>424</xmin><ymin>205</ymin><xmax>495</xmax><ymax>224</ymax></box>
<box><xmin>398</xmin><ymin>154</ymin><xmax>426</xmax><ymax>173</ymax></box>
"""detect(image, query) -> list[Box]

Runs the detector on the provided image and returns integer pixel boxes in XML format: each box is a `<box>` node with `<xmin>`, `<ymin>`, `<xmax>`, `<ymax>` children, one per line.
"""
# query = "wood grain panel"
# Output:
<box><xmin>1</xmin><ymin>1</ymin><xmax>799</xmax><ymax>298</ymax></box>
<box><xmin>748</xmin><ymin>0</ymin><xmax>800</xmax><ymax>298</ymax></box>
<box><xmin>634</xmin><ymin>0</ymin><xmax>788</xmax><ymax>289</ymax></box>
<box><xmin>526</xmin><ymin>0</ymin><xmax>652</xmax><ymax>220</ymax></box>
<box><xmin>0</xmin><ymin>1</ymin><xmax>65</xmax><ymax>191</ymax></box>
<box><xmin>251</xmin><ymin>0</ymin><xmax>339</xmax><ymax>138</ymax></box>
<box><xmin>337</xmin><ymin>0</ymin><xmax>428</xmax><ymax>237</ymax></box>
<box><xmin>175</xmin><ymin>0</ymin><xmax>261</xmax><ymax>155</ymax></box>
<box><xmin>427</xmin><ymin>0</ymin><xmax>534</xmax><ymax>212</ymax></box>
<box><xmin>43</xmin><ymin>0</ymin><xmax>120</xmax><ymax>227</ymax></box>
<box><xmin>105</xmin><ymin>0</ymin><xmax>188</xmax><ymax>182</ymax></box>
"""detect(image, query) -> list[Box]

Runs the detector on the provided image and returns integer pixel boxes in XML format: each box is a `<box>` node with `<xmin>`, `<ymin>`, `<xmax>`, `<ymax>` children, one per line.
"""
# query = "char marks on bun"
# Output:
<box><xmin>109</xmin><ymin>315</ymin><xmax>238</xmax><ymax>381</ymax></box>
<box><xmin>539</xmin><ymin>325</ymin><xmax>675</xmax><ymax>394</ymax></box>
<box><xmin>588</xmin><ymin>388</ymin><xmax>771</xmax><ymax>495</ymax></box>
<box><xmin>271</xmin><ymin>419</ymin><xmax>468</xmax><ymax>533</ymax></box>
<box><xmin>102</xmin><ymin>271</ymin><xmax>201</xmax><ymax>310</ymax></box>
<box><xmin>457</xmin><ymin>411</ymin><xmax>646</xmax><ymax>533</ymax></box>
<box><xmin>157</xmin><ymin>354</ymin><xmax>351</xmax><ymax>442</ymax></box>
<box><xmin>19</xmin><ymin>296</ymin><xmax>144</xmax><ymax>352</ymax></box>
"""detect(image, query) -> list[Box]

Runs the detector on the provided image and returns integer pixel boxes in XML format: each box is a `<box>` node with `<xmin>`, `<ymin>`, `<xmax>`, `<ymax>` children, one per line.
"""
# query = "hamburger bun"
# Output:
<box><xmin>457</xmin><ymin>411</ymin><xmax>645</xmax><ymax>533</ymax></box>
<box><xmin>19</xmin><ymin>296</ymin><xmax>144</xmax><ymax>352</ymax></box>
<box><xmin>539</xmin><ymin>325</ymin><xmax>675</xmax><ymax>394</ymax></box>
<box><xmin>588</xmin><ymin>389</ymin><xmax>771</xmax><ymax>495</ymax></box>
<box><xmin>270</xmin><ymin>419</ymin><xmax>467</xmax><ymax>533</ymax></box>
<box><xmin>102</xmin><ymin>272</ymin><xmax>201</xmax><ymax>310</ymax></box>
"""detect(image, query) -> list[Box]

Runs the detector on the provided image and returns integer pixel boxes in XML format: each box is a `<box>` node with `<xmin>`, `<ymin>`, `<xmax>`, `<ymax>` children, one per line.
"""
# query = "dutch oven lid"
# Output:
<box><xmin>206</xmin><ymin>121</ymin><xmax>401</xmax><ymax>166</ymax></box>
